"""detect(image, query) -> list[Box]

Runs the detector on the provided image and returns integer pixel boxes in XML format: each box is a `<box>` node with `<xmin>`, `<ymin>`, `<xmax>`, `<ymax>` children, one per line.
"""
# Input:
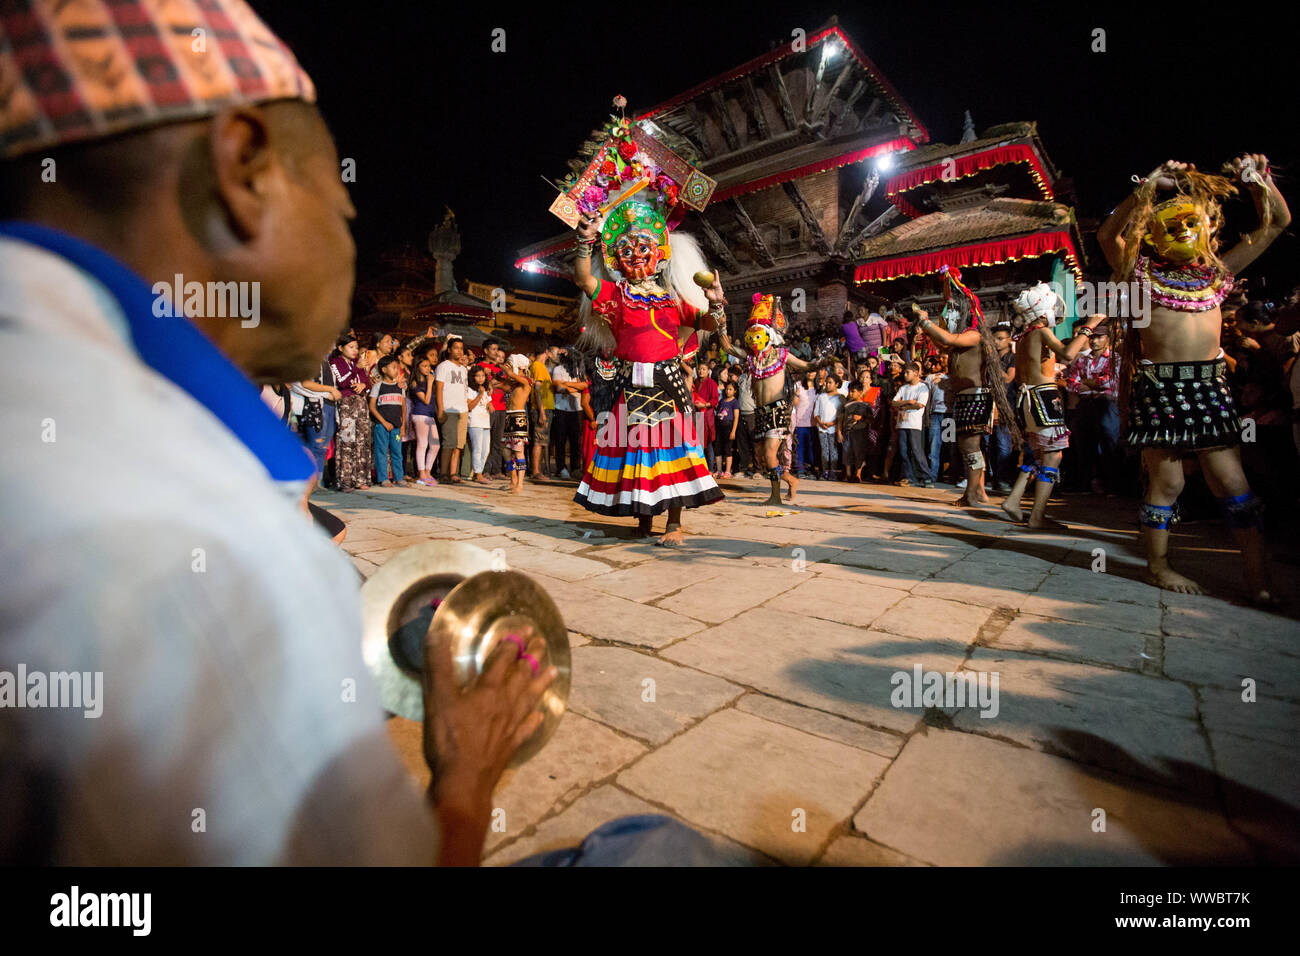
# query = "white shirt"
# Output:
<box><xmin>894</xmin><ymin>382</ymin><xmax>929</xmax><ymax>430</ymax></box>
<box><xmin>0</xmin><ymin>235</ymin><xmax>432</xmax><ymax>864</ymax></box>
<box><xmin>737</xmin><ymin>372</ymin><xmax>756</xmax><ymax>413</ymax></box>
<box><xmin>792</xmin><ymin>383</ymin><xmax>816</xmax><ymax>428</ymax></box>
<box><xmin>435</xmin><ymin>359</ymin><xmax>468</xmax><ymax>413</ymax></box>
<box><xmin>551</xmin><ymin>364</ymin><xmax>579</xmax><ymax>412</ymax></box>
<box><xmin>813</xmin><ymin>392</ymin><xmax>841</xmax><ymax>433</ymax></box>
<box><xmin>926</xmin><ymin>374</ymin><xmax>949</xmax><ymax>414</ymax></box>
<box><xmin>467</xmin><ymin>388</ymin><xmax>491</xmax><ymax>428</ymax></box>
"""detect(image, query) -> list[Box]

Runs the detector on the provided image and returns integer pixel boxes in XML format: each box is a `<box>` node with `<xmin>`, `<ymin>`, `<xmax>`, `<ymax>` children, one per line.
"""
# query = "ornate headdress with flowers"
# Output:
<box><xmin>549</xmin><ymin>96</ymin><xmax>717</xmax><ymax>278</ymax></box>
<box><xmin>747</xmin><ymin>294</ymin><xmax>787</xmax><ymax>336</ymax></box>
<box><xmin>744</xmin><ymin>293</ymin><xmax>787</xmax><ymax>353</ymax></box>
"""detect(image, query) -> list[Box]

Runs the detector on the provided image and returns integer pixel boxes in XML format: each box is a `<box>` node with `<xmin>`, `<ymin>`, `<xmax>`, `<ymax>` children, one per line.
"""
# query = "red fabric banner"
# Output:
<box><xmin>884</xmin><ymin>144</ymin><xmax>1053</xmax><ymax>217</ymax></box>
<box><xmin>852</xmin><ymin>231</ymin><xmax>1081</xmax><ymax>284</ymax></box>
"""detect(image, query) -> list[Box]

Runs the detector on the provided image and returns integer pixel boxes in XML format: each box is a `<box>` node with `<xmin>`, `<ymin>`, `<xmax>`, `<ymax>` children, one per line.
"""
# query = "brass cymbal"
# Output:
<box><xmin>360</xmin><ymin>542</ymin><xmax>570</xmax><ymax>767</ymax></box>
<box><xmin>361</xmin><ymin>541</ymin><xmax>498</xmax><ymax>722</ymax></box>
<box><xmin>429</xmin><ymin>569</ymin><xmax>570</xmax><ymax>766</ymax></box>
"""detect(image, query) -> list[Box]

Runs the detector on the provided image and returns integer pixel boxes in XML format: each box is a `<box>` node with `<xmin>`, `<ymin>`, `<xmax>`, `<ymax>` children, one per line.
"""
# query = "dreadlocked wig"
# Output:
<box><xmin>979</xmin><ymin>319</ymin><xmax>1022</xmax><ymax>449</ymax></box>
<box><xmin>941</xmin><ymin>266</ymin><xmax>1022</xmax><ymax>449</ymax></box>
<box><xmin>1118</xmin><ymin>168</ymin><xmax>1238</xmax><ymax>280</ymax></box>
<box><xmin>1114</xmin><ymin>166</ymin><xmax>1237</xmax><ymax>433</ymax></box>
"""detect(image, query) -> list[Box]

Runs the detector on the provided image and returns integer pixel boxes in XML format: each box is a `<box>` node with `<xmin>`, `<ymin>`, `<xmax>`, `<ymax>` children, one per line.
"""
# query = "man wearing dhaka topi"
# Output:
<box><xmin>1</xmin><ymin>0</ymin><xmax>719</xmax><ymax>866</ymax></box>
<box><xmin>1099</xmin><ymin>156</ymin><xmax>1290</xmax><ymax>602</ymax></box>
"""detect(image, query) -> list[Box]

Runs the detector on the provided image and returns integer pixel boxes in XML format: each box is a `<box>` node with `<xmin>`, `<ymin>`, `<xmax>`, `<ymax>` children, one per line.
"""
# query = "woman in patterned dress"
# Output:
<box><xmin>328</xmin><ymin>333</ymin><xmax>373</xmax><ymax>491</ymax></box>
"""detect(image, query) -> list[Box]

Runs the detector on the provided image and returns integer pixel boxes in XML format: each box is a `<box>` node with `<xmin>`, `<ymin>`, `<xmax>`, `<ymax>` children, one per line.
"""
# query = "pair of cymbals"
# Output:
<box><xmin>361</xmin><ymin>542</ymin><xmax>571</xmax><ymax>767</ymax></box>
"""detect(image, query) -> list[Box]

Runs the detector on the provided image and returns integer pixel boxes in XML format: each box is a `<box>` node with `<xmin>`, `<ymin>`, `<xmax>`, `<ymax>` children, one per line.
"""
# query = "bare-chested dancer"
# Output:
<box><xmin>717</xmin><ymin>294</ymin><xmax>825</xmax><ymax>505</ymax></box>
<box><xmin>913</xmin><ymin>266</ymin><xmax>1020</xmax><ymax>508</ymax></box>
<box><xmin>999</xmin><ymin>285</ymin><xmax>1100</xmax><ymax>529</ymax></box>
<box><xmin>1099</xmin><ymin>156</ymin><xmax>1289</xmax><ymax>601</ymax></box>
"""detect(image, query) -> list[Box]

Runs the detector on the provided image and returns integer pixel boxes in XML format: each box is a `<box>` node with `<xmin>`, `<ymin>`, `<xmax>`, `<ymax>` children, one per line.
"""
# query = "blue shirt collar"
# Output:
<box><xmin>0</xmin><ymin>221</ymin><xmax>316</xmax><ymax>484</ymax></box>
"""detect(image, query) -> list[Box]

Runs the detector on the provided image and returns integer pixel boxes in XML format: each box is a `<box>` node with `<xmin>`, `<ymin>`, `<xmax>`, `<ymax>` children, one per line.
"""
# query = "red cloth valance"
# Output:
<box><xmin>853</xmin><ymin>231</ymin><xmax>1081</xmax><ymax>284</ymax></box>
<box><xmin>885</xmin><ymin>144</ymin><xmax>1053</xmax><ymax>218</ymax></box>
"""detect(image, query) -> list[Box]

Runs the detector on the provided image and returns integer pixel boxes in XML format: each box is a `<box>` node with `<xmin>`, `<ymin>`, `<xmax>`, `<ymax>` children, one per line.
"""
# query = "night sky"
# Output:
<box><xmin>263</xmin><ymin>0</ymin><xmax>1299</xmax><ymax>299</ymax></box>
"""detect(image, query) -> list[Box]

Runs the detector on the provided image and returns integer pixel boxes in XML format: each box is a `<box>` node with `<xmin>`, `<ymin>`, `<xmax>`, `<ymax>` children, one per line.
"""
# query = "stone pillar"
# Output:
<box><xmin>428</xmin><ymin>220</ymin><xmax>462</xmax><ymax>296</ymax></box>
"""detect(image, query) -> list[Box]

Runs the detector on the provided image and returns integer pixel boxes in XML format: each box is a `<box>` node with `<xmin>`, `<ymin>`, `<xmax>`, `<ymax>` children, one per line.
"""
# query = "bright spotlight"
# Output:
<box><xmin>876</xmin><ymin>153</ymin><xmax>895</xmax><ymax>173</ymax></box>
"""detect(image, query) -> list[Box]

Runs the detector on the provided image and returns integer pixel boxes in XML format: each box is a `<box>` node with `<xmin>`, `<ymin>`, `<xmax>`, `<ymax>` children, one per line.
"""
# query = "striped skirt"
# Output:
<box><xmin>574</xmin><ymin>402</ymin><xmax>723</xmax><ymax>517</ymax></box>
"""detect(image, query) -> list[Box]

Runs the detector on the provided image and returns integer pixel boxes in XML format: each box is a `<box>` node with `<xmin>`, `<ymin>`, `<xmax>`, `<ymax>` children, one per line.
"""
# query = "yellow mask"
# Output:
<box><xmin>1146</xmin><ymin>199</ymin><xmax>1210</xmax><ymax>264</ymax></box>
<box><xmin>744</xmin><ymin>326</ymin><xmax>771</xmax><ymax>353</ymax></box>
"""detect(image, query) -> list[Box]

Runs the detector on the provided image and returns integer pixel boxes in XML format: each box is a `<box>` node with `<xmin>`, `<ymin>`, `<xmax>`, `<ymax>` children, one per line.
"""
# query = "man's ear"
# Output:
<box><xmin>208</xmin><ymin>107</ymin><xmax>275</xmax><ymax>241</ymax></box>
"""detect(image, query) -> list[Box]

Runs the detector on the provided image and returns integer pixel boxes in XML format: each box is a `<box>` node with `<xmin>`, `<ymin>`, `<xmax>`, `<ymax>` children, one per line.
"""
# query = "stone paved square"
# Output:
<box><xmin>326</xmin><ymin>475</ymin><xmax>1300</xmax><ymax>866</ymax></box>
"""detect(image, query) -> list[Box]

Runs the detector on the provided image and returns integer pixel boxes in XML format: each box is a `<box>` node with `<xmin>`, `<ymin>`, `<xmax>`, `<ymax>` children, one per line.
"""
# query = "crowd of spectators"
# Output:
<box><xmin>268</xmin><ymin>283</ymin><xmax>1299</xmax><ymax>539</ymax></box>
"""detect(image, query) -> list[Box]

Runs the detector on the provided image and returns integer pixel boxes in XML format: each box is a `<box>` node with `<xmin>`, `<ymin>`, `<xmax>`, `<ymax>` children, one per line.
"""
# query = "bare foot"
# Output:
<box><xmin>1000</xmin><ymin>499</ymin><xmax>1024</xmax><ymax>523</ymax></box>
<box><xmin>1025</xmin><ymin>516</ymin><xmax>1068</xmax><ymax>532</ymax></box>
<box><xmin>657</xmin><ymin>529</ymin><xmax>686</xmax><ymax>547</ymax></box>
<box><xmin>785</xmin><ymin>490</ymin><xmax>797</xmax><ymax>503</ymax></box>
<box><xmin>510</xmin><ymin>484</ymin><xmax>522</xmax><ymax>495</ymax></box>
<box><xmin>1144</xmin><ymin>565</ymin><xmax>1203</xmax><ymax>594</ymax></box>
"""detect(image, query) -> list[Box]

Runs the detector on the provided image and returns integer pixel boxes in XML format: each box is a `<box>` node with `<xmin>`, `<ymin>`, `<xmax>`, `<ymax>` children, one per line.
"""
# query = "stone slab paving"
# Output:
<box><xmin>318</xmin><ymin>476</ymin><xmax>1300</xmax><ymax>865</ymax></box>
<box><xmin>855</xmin><ymin>728</ymin><xmax>1256</xmax><ymax>865</ymax></box>
<box><xmin>617</xmin><ymin>709</ymin><xmax>891</xmax><ymax>865</ymax></box>
<box><xmin>567</xmin><ymin>645</ymin><xmax>743</xmax><ymax>745</ymax></box>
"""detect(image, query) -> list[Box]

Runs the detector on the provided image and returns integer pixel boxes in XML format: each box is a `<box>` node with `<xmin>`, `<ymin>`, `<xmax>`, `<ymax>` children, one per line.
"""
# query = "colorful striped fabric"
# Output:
<box><xmin>575</xmin><ymin>408</ymin><xmax>722</xmax><ymax>517</ymax></box>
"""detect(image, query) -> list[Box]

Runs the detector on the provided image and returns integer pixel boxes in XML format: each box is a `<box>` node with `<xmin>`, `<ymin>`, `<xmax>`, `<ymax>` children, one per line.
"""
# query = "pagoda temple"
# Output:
<box><xmin>515</xmin><ymin>18</ymin><xmax>928</xmax><ymax>329</ymax></box>
<box><xmin>515</xmin><ymin>18</ymin><xmax>1084</xmax><ymax>333</ymax></box>
<box><xmin>853</xmin><ymin>120</ymin><xmax>1085</xmax><ymax>324</ymax></box>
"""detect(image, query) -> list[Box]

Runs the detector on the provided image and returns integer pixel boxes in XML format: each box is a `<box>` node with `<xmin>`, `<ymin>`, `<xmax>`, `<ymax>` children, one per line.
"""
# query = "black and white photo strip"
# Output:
<box><xmin>1</xmin><ymin>0</ymin><xmax>1294</xmax><ymax>940</ymax></box>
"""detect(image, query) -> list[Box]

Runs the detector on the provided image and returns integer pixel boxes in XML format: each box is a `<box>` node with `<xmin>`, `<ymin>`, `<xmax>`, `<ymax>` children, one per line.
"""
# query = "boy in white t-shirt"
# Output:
<box><xmin>891</xmin><ymin>362</ymin><xmax>931</xmax><ymax>487</ymax></box>
<box><xmin>435</xmin><ymin>337</ymin><xmax>469</xmax><ymax>482</ymax></box>
<box><xmin>813</xmin><ymin>374</ymin><xmax>843</xmax><ymax>481</ymax></box>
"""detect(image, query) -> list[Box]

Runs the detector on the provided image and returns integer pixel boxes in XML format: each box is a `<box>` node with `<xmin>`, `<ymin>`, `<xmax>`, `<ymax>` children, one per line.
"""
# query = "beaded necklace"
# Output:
<box><xmin>1136</xmin><ymin>254</ymin><xmax>1233</xmax><ymax>312</ymax></box>
<box><xmin>748</xmin><ymin>346</ymin><xmax>788</xmax><ymax>380</ymax></box>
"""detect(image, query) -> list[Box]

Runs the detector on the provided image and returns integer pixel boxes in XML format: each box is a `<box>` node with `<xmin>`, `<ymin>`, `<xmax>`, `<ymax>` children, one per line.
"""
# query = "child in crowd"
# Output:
<box><xmin>841</xmin><ymin>381</ymin><xmax>873</xmax><ymax>482</ymax></box>
<box><xmin>408</xmin><ymin>353</ymin><xmax>439</xmax><ymax>486</ymax></box>
<box><xmin>502</xmin><ymin>353</ymin><xmax>534</xmax><ymax>495</ymax></box>
<box><xmin>466</xmin><ymin>365</ymin><xmax>493</xmax><ymax>484</ymax></box>
<box><xmin>714</xmin><ymin>380</ymin><xmax>740</xmax><ymax>478</ymax></box>
<box><xmin>793</xmin><ymin>369</ymin><xmax>818</xmax><ymax>477</ymax></box>
<box><xmin>580</xmin><ymin>377</ymin><xmax>598</xmax><ymax>473</ymax></box>
<box><xmin>892</xmin><ymin>361</ymin><xmax>931</xmax><ymax>487</ymax></box>
<box><xmin>369</xmin><ymin>355</ymin><xmax>407</xmax><ymax>487</ymax></box>
<box><xmin>813</xmin><ymin>374</ymin><xmax>843</xmax><ymax>480</ymax></box>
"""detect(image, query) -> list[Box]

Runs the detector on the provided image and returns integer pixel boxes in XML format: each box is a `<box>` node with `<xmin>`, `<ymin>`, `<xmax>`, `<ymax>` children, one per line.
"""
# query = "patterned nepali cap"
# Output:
<box><xmin>0</xmin><ymin>0</ymin><xmax>315</xmax><ymax>161</ymax></box>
